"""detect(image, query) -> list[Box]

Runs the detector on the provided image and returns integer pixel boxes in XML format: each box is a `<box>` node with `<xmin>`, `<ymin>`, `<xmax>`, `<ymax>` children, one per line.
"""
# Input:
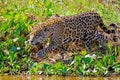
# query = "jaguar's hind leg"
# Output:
<box><xmin>94</xmin><ymin>30</ymin><xmax>107</xmax><ymax>54</ymax></box>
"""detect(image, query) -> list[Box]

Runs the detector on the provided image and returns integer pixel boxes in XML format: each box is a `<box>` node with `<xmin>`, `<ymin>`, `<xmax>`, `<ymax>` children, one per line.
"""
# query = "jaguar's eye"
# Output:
<box><xmin>35</xmin><ymin>33</ymin><xmax>40</xmax><ymax>38</ymax></box>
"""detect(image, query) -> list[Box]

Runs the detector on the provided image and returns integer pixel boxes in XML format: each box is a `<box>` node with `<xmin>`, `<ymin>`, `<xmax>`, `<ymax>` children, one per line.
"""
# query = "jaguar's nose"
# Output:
<box><xmin>29</xmin><ymin>40</ymin><xmax>35</xmax><ymax>45</ymax></box>
<box><xmin>28</xmin><ymin>39</ymin><xmax>40</xmax><ymax>45</ymax></box>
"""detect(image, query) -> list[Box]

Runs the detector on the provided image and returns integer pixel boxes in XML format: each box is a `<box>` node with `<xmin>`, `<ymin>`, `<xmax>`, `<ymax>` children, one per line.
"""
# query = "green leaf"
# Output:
<box><xmin>46</xmin><ymin>2</ymin><xmax>52</xmax><ymax>8</ymax></box>
<box><xmin>42</xmin><ymin>0</ymin><xmax>46</xmax><ymax>4</ymax></box>
<box><xmin>83</xmin><ymin>57</ymin><xmax>91</xmax><ymax>64</ymax></box>
<box><xmin>96</xmin><ymin>61</ymin><xmax>103</xmax><ymax>68</ymax></box>
<box><xmin>75</xmin><ymin>56</ymin><xmax>81</xmax><ymax>62</ymax></box>
<box><xmin>54</xmin><ymin>62</ymin><xmax>62</xmax><ymax>69</ymax></box>
<box><xmin>75</xmin><ymin>56</ymin><xmax>81</xmax><ymax>66</ymax></box>
<box><xmin>109</xmin><ymin>55</ymin><xmax>115</xmax><ymax>61</ymax></box>
<box><xmin>43</xmin><ymin>63</ymin><xmax>51</xmax><ymax>69</ymax></box>
<box><xmin>4</xmin><ymin>12</ymin><xmax>11</xmax><ymax>19</ymax></box>
<box><xmin>13</xmin><ymin>62</ymin><xmax>20</xmax><ymax>69</ymax></box>
<box><xmin>1</xmin><ymin>22</ymin><xmax>8</xmax><ymax>31</ymax></box>
<box><xmin>9</xmin><ymin>51</ymin><xmax>16</xmax><ymax>62</ymax></box>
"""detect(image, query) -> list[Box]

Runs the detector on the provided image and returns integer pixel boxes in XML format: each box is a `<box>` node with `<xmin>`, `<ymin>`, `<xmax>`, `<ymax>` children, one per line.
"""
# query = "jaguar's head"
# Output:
<box><xmin>29</xmin><ymin>26</ymin><xmax>49</xmax><ymax>46</ymax></box>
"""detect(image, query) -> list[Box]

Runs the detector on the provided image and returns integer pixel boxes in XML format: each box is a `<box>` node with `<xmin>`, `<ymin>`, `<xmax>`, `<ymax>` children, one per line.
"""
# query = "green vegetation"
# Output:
<box><xmin>0</xmin><ymin>0</ymin><xmax>120</xmax><ymax>76</ymax></box>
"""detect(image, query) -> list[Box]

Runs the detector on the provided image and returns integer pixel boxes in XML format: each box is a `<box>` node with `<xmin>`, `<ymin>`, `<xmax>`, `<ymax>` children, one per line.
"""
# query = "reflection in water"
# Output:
<box><xmin>0</xmin><ymin>75</ymin><xmax>120</xmax><ymax>80</ymax></box>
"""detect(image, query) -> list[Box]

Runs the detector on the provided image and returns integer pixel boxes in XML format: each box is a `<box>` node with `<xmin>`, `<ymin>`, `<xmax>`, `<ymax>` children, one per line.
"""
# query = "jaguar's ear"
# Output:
<box><xmin>50</xmin><ymin>14</ymin><xmax>60</xmax><ymax>18</ymax></box>
<box><xmin>53</xmin><ymin>14</ymin><xmax>60</xmax><ymax>17</ymax></box>
<box><xmin>44</xmin><ymin>27</ymin><xmax>51</xmax><ymax>36</ymax></box>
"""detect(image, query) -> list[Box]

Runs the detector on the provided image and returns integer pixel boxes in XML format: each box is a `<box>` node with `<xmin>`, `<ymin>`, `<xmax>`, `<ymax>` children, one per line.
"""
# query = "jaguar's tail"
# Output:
<box><xmin>99</xmin><ymin>23</ymin><xmax>118</xmax><ymax>34</ymax></box>
<box><xmin>109</xmin><ymin>23</ymin><xmax>118</xmax><ymax>33</ymax></box>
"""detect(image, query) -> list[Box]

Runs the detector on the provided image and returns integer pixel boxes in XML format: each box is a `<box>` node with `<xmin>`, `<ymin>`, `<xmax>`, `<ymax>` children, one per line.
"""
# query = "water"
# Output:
<box><xmin>0</xmin><ymin>75</ymin><xmax>120</xmax><ymax>80</ymax></box>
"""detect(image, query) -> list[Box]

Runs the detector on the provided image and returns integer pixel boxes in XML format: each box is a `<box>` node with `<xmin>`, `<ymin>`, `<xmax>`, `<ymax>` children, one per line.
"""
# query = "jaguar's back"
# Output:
<box><xmin>61</xmin><ymin>12</ymin><xmax>106</xmax><ymax>43</ymax></box>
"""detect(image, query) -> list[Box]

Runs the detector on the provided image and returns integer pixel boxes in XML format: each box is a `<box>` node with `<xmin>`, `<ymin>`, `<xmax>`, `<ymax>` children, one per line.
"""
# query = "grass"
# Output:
<box><xmin>0</xmin><ymin>0</ymin><xmax>120</xmax><ymax>76</ymax></box>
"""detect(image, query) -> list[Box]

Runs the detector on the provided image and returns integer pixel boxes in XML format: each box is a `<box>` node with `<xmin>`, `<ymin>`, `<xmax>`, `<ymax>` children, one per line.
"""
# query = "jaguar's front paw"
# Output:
<box><xmin>37</xmin><ymin>50</ymin><xmax>45</xmax><ymax>58</ymax></box>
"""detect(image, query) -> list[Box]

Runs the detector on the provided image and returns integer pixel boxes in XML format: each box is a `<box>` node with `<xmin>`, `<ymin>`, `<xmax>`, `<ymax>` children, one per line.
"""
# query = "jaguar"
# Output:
<box><xmin>29</xmin><ymin>12</ymin><xmax>116</xmax><ymax>58</ymax></box>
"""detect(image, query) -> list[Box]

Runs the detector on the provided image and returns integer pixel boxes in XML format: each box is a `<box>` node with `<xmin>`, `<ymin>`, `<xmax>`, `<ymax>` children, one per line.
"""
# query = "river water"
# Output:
<box><xmin>0</xmin><ymin>75</ymin><xmax>120</xmax><ymax>80</ymax></box>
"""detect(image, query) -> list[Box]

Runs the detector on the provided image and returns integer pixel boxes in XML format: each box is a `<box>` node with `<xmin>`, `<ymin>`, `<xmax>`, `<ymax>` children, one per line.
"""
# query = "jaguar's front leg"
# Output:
<box><xmin>37</xmin><ymin>41</ymin><xmax>59</xmax><ymax>58</ymax></box>
<box><xmin>94</xmin><ymin>30</ymin><xmax>107</xmax><ymax>54</ymax></box>
<box><xmin>37</xmin><ymin>49</ymin><xmax>45</xmax><ymax>58</ymax></box>
<box><xmin>98</xmin><ymin>38</ymin><xmax>107</xmax><ymax>54</ymax></box>
<box><xmin>85</xmin><ymin>39</ymin><xmax>92</xmax><ymax>54</ymax></box>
